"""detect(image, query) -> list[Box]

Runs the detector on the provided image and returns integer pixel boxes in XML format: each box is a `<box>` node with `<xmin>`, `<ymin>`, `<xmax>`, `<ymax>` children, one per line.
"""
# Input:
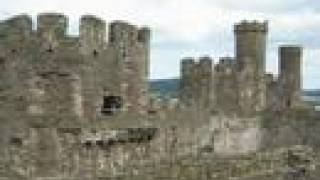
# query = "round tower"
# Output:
<box><xmin>234</xmin><ymin>20</ymin><xmax>268</xmax><ymax>74</ymax></box>
<box><xmin>37</xmin><ymin>13</ymin><xmax>68</xmax><ymax>50</ymax></box>
<box><xmin>79</xmin><ymin>15</ymin><xmax>106</xmax><ymax>55</ymax></box>
<box><xmin>234</xmin><ymin>20</ymin><xmax>268</xmax><ymax>114</ymax></box>
<box><xmin>279</xmin><ymin>45</ymin><xmax>302</xmax><ymax>109</ymax></box>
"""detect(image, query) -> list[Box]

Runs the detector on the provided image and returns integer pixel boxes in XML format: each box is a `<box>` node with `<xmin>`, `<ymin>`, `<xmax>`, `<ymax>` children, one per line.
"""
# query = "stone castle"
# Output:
<box><xmin>0</xmin><ymin>14</ymin><xmax>319</xmax><ymax>180</ymax></box>
<box><xmin>180</xmin><ymin>20</ymin><xmax>303</xmax><ymax>116</ymax></box>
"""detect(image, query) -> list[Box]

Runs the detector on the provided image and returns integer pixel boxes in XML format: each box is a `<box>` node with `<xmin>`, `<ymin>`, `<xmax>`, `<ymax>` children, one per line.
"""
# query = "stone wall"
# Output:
<box><xmin>214</xmin><ymin>57</ymin><xmax>238</xmax><ymax>114</ymax></box>
<box><xmin>0</xmin><ymin>13</ymin><xmax>150</xmax><ymax>127</ymax></box>
<box><xmin>180</xmin><ymin>56</ymin><xmax>213</xmax><ymax>108</ymax></box>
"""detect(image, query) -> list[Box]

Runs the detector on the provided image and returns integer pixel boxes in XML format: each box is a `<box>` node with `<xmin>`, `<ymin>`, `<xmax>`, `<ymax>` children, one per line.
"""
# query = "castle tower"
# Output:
<box><xmin>279</xmin><ymin>45</ymin><xmax>302</xmax><ymax>109</ymax></box>
<box><xmin>234</xmin><ymin>20</ymin><xmax>268</xmax><ymax>114</ymax></box>
<box><xmin>37</xmin><ymin>13</ymin><xmax>68</xmax><ymax>50</ymax></box>
<box><xmin>108</xmin><ymin>21</ymin><xmax>150</xmax><ymax>114</ymax></box>
<box><xmin>79</xmin><ymin>15</ymin><xmax>106</xmax><ymax>55</ymax></box>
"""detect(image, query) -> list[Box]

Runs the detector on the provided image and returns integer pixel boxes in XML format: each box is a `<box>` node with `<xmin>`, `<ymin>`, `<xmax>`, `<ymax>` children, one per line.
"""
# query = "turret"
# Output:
<box><xmin>279</xmin><ymin>45</ymin><xmax>302</xmax><ymax>109</ymax></box>
<box><xmin>234</xmin><ymin>20</ymin><xmax>269</xmax><ymax>114</ymax></box>
<box><xmin>234</xmin><ymin>20</ymin><xmax>268</xmax><ymax>73</ymax></box>
<box><xmin>37</xmin><ymin>13</ymin><xmax>68</xmax><ymax>50</ymax></box>
<box><xmin>79</xmin><ymin>15</ymin><xmax>106</xmax><ymax>55</ymax></box>
<box><xmin>109</xmin><ymin>21</ymin><xmax>139</xmax><ymax>45</ymax></box>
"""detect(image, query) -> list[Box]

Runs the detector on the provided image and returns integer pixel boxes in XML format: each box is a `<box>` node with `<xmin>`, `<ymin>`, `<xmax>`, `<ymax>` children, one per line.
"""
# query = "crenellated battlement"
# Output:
<box><xmin>37</xmin><ymin>13</ymin><xmax>68</xmax><ymax>40</ymax></box>
<box><xmin>215</xmin><ymin>57</ymin><xmax>236</xmax><ymax>73</ymax></box>
<box><xmin>199</xmin><ymin>56</ymin><xmax>212</xmax><ymax>66</ymax></box>
<box><xmin>219</xmin><ymin>57</ymin><xmax>235</xmax><ymax>65</ymax></box>
<box><xmin>279</xmin><ymin>45</ymin><xmax>302</xmax><ymax>55</ymax></box>
<box><xmin>80</xmin><ymin>15</ymin><xmax>106</xmax><ymax>39</ymax></box>
<box><xmin>0</xmin><ymin>13</ymin><xmax>150</xmax><ymax>48</ymax></box>
<box><xmin>0</xmin><ymin>14</ymin><xmax>32</xmax><ymax>41</ymax></box>
<box><xmin>234</xmin><ymin>20</ymin><xmax>268</xmax><ymax>33</ymax></box>
<box><xmin>79</xmin><ymin>14</ymin><xmax>107</xmax><ymax>53</ymax></box>
<box><xmin>181</xmin><ymin>56</ymin><xmax>213</xmax><ymax>76</ymax></box>
<box><xmin>181</xmin><ymin>57</ymin><xmax>195</xmax><ymax>65</ymax></box>
<box><xmin>181</xmin><ymin>56</ymin><xmax>214</xmax><ymax>66</ymax></box>
<box><xmin>109</xmin><ymin>20</ymin><xmax>150</xmax><ymax>46</ymax></box>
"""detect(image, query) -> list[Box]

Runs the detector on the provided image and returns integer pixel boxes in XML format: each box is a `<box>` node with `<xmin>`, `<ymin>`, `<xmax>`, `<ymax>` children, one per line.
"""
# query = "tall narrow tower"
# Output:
<box><xmin>234</xmin><ymin>20</ymin><xmax>268</xmax><ymax>114</ymax></box>
<box><xmin>279</xmin><ymin>45</ymin><xmax>302</xmax><ymax>109</ymax></box>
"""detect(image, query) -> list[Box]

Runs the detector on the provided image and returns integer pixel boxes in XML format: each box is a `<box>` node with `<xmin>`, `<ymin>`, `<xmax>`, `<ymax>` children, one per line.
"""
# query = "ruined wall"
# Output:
<box><xmin>279</xmin><ymin>45</ymin><xmax>302</xmax><ymax>109</ymax></box>
<box><xmin>0</xmin><ymin>14</ymin><xmax>150</xmax><ymax>128</ymax></box>
<box><xmin>214</xmin><ymin>57</ymin><xmax>238</xmax><ymax>114</ymax></box>
<box><xmin>234</xmin><ymin>20</ymin><xmax>268</xmax><ymax>115</ymax></box>
<box><xmin>180</xmin><ymin>57</ymin><xmax>213</xmax><ymax>109</ymax></box>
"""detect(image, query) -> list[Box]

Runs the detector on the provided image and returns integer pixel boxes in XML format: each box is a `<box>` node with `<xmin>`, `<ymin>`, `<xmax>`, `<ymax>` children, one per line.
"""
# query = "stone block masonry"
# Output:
<box><xmin>0</xmin><ymin>13</ymin><xmax>150</xmax><ymax>127</ymax></box>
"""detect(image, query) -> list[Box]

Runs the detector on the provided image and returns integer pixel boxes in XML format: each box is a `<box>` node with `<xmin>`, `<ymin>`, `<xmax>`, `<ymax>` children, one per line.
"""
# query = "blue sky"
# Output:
<box><xmin>0</xmin><ymin>0</ymin><xmax>320</xmax><ymax>89</ymax></box>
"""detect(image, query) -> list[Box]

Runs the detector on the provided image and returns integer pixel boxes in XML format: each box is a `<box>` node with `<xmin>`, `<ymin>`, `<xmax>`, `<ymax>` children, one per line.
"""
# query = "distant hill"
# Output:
<box><xmin>149</xmin><ymin>79</ymin><xmax>320</xmax><ymax>101</ymax></box>
<box><xmin>149</xmin><ymin>79</ymin><xmax>179</xmax><ymax>98</ymax></box>
<box><xmin>303</xmin><ymin>89</ymin><xmax>320</xmax><ymax>97</ymax></box>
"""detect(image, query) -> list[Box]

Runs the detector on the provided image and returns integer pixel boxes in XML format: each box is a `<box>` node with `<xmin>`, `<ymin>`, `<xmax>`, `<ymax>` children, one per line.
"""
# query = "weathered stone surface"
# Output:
<box><xmin>0</xmin><ymin>13</ymin><xmax>316</xmax><ymax>180</ymax></box>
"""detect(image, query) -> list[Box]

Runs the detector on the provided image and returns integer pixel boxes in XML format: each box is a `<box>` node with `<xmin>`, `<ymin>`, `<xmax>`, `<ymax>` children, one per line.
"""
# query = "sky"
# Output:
<box><xmin>0</xmin><ymin>0</ymin><xmax>320</xmax><ymax>89</ymax></box>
